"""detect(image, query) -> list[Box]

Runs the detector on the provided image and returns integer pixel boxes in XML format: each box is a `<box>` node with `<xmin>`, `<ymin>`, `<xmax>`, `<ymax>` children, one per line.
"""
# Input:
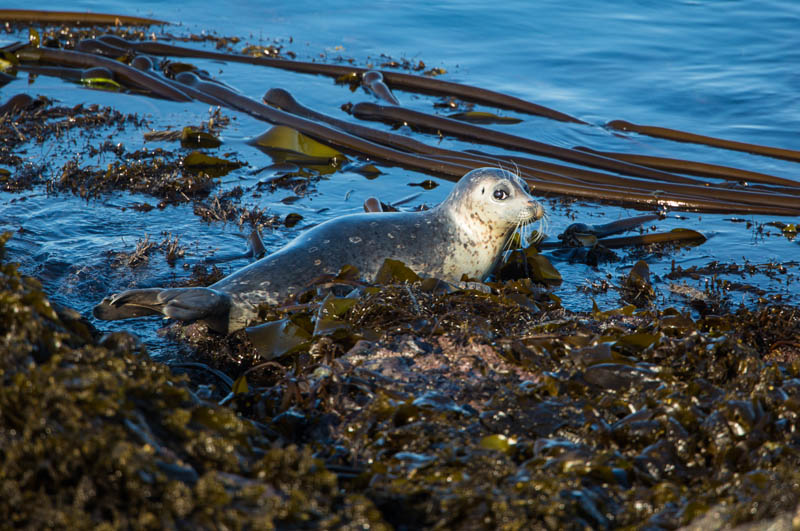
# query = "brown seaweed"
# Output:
<box><xmin>0</xmin><ymin>9</ymin><xmax>168</xmax><ymax>26</ymax></box>
<box><xmin>17</xmin><ymin>46</ymin><xmax>190</xmax><ymax>101</ymax></box>
<box><xmin>608</xmin><ymin>119</ymin><xmax>800</xmax><ymax>163</ymax></box>
<box><xmin>89</xmin><ymin>34</ymin><xmax>587</xmax><ymax>122</ymax></box>
<box><xmin>576</xmin><ymin>145</ymin><xmax>800</xmax><ymax>189</ymax></box>
<box><xmin>12</xmin><ymin>31</ymin><xmax>798</xmax><ymax>216</ymax></box>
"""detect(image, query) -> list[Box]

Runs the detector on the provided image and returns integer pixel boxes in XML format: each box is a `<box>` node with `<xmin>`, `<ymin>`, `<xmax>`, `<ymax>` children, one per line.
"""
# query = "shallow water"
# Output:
<box><xmin>1</xmin><ymin>1</ymin><xmax>798</xmax><ymax>358</ymax></box>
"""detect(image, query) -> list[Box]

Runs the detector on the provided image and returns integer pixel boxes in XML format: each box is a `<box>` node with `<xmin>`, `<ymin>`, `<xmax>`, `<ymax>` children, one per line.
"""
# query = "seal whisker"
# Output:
<box><xmin>536</xmin><ymin>212</ymin><xmax>550</xmax><ymax>243</ymax></box>
<box><xmin>539</xmin><ymin>216</ymin><xmax>548</xmax><ymax>243</ymax></box>
<box><xmin>528</xmin><ymin>216</ymin><xmax>544</xmax><ymax>245</ymax></box>
<box><xmin>521</xmin><ymin>218</ymin><xmax>533</xmax><ymax>249</ymax></box>
<box><xmin>503</xmin><ymin>214</ymin><xmax>526</xmax><ymax>256</ymax></box>
<box><xmin>503</xmin><ymin>224</ymin><xmax>519</xmax><ymax>254</ymax></box>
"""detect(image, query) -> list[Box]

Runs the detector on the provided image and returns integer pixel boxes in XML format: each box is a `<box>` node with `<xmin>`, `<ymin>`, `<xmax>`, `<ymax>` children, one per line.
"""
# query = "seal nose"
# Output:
<box><xmin>528</xmin><ymin>199</ymin><xmax>544</xmax><ymax>220</ymax></box>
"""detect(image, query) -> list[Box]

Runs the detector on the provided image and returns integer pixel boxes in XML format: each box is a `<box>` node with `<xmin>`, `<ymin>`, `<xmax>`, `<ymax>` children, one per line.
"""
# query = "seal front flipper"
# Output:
<box><xmin>93</xmin><ymin>287</ymin><xmax>233</xmax><ymax>333</ymax></box>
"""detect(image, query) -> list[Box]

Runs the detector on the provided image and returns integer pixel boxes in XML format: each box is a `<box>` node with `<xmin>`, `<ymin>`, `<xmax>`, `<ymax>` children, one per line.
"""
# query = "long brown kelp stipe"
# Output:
<box><xmin>575</xmin><ymin>146</ymin><xmax>800</xmax><ymax>189</ymax></box>
<box><xmin>259</xmin><ymin>90</ymin><xmax>800</xmax><ymax>214</ymax></box>
<box><xmin>173</xmin><ymin>77</ymin><xmax>800</xmax><ymax>215</ymax></box>
<box><xmin>0</xmin><ymin>9</ymin><xmax>168</xmax><ymax>26</ymax></box>
<box><xmin>16</xmin><ymin>47</ymin><xmax>191</xmax><ymax>102</ymax></box>
<box><xmin>7</xmin><ymin>27</ymin><xmax>800</xmax><ymax>216</ymax></box>
<box><xmin>89</xmin><ymin>35</ymin><xmax>586</xmax><ymax>124</ymax></box>
<box><xmin>607</xmin><ymin>120</ymin><xmax>800</xmax><ymax>163</ymax></box>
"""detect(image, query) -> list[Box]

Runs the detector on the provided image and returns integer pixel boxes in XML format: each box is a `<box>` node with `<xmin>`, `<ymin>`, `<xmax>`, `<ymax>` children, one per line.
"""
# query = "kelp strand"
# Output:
<box><xmin>576</xmin><ymin>146</ymin><xmax>800</xmax><ymax>190</ymax></box>
<box><xmin>91</xmin><ymin>34</ymin><xmax>585</xmax><ymax>123</ymax></box>
<box><xmin>607</xmin><ymin>119</ymin><xmax>800</xmax><ymax>163</ymax></box>
<box><xmin>261</xmin><ymin>89</ymin><xmax>800</xmax><ymax>215</ymax></box>
<box><xmin>16</xmin><ymin>46</ymin><xmax>191</xmax><ymax>102</ymax></box>
<box><xmin>0</xmin><ymin>9</ymin><xmax>169</xmax><ymax>26</ymax></box>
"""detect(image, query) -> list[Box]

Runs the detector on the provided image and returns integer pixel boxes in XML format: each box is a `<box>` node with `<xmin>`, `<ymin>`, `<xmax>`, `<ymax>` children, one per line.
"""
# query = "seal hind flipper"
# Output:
<box><xmin>93</xmin><ymin>288</ymin><xmax>166</xmax><ymax>320</ymax></box>
<box><xmin>158</xmin><ymin>287</ymin><xmax>230</xmax><ymax>322</ymax></box>
<box><xmin>93</xmin><ymin>287</ymin><xmax>232</xmax><ymax>333</ymax></box>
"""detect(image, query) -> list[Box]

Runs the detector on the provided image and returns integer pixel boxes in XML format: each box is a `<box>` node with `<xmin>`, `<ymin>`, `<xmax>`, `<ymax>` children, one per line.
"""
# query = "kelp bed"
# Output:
<box><xmin>2</xmin><ymin>10</ymin><xmax>800</xmax><ymax>530</ymax></box>
<box><xmin>3</xmin><ymin>11</ymin><xmax>800</xmax><ymax>216</ymax></box>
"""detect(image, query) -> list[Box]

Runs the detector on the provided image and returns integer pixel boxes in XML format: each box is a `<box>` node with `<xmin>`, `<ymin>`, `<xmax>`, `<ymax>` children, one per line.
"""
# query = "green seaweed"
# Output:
<box><xmin>182</xmin><ymin>150</ymin><xmax>243</xmax><ymax>178</ymax></box>
<box><xmin>180</xmin><ymin>126</ymin><xmax>222</xmax><ymax>149</ymax></box>
<box><xmin>250</xmin><ymin>125</ymin><xmax>346</xmax><ymax>173</ymax></box>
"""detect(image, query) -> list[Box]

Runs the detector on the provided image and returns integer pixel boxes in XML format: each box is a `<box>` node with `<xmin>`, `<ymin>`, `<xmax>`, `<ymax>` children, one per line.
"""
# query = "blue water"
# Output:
<box><xmin>2</xmin><ymin>1</ymin><xmax>799</xmax><ymax>357</ymax></box>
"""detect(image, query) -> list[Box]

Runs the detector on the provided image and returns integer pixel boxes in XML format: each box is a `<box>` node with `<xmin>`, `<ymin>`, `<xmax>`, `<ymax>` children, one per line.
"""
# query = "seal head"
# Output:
<box><xmin>435</xmin><ymin>167</ymin><xmax>543</xmax><ymax>281</ymax></box>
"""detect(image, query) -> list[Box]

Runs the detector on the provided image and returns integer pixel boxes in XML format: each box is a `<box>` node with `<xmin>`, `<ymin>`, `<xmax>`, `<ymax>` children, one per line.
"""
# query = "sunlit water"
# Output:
<box><xmin>1</xmin><ymin>1</ymin><xmax>798</xmax><ymax>358</ymax></box>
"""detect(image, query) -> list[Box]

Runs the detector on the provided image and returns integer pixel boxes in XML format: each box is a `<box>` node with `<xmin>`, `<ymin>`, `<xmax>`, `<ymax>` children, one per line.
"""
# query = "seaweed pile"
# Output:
<box><xmin>3</xmin><ymin>228</ymin><xmax>800</xmax><ymax>528</ymax></box>
<box><xmin>0</xmin><ymin>232</ymin><xmax>386</xmax><ymax>528</ymax></box>
<box><xmin>170</xmin><ymin>259</ymin><xmax>800</xmax><ymax>528</ymax></box>
<box><xmin>2</xmin><ymin>9</ymin><xmax>800</xmax><ymax>530</ymax></box>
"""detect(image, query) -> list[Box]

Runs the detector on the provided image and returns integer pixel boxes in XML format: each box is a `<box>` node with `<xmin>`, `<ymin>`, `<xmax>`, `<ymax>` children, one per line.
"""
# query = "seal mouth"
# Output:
<box><xmin>517</xmin><ymin>199</ymin><xmax>544</xmax><ymax>223</ymax></box>
<box><xmin>509</xmin><ymin>200</ymin><xmax>547</xmax><ymax>250</ymax></box>
<box><xmin>526</xmin><ymin>200</ymin><xmax>544</xmax><ymax>221</ymax></box>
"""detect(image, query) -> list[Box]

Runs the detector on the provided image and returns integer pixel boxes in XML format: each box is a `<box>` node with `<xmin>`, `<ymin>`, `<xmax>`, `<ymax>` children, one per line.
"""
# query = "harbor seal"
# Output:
<box><xmin>93</xmin><ymin>167</ymin><xmax>544</xmax><ymax>333</ymax></box>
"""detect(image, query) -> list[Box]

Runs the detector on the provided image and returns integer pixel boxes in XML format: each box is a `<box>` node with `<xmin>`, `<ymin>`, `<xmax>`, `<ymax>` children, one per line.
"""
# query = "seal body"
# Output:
<box><xmin>94</xmin><ymin>167</ymin><xmax>543</xmax><ymax>333</ymax></box>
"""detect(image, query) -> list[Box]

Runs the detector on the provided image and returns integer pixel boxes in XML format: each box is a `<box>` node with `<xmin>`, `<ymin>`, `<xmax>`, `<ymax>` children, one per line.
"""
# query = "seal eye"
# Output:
<box><xmin>493</xmin><ymin>188</ymin><xmax>509</xmax><ymax>200</ymax></box>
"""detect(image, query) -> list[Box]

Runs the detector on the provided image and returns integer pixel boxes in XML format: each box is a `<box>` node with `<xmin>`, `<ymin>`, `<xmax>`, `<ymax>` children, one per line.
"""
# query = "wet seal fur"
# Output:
<box><xmin>94</xmin><ymin>167</ymin><xmax>544</xmax><ymax>333</ymax></box>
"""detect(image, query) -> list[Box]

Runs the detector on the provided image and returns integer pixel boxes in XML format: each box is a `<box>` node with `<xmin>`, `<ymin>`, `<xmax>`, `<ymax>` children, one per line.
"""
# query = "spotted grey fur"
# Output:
<box><xmin>93</xmin><ymin>167</ymin><xmax>544</xmax><ymax>333</ymax></box>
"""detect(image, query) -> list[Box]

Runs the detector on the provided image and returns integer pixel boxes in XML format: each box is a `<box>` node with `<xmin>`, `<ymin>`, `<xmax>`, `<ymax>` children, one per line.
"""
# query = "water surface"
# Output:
<box><xmin>2</xmin><ymin>1</ymin><xmax>798</xmax><ymax>357</ymax></box>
